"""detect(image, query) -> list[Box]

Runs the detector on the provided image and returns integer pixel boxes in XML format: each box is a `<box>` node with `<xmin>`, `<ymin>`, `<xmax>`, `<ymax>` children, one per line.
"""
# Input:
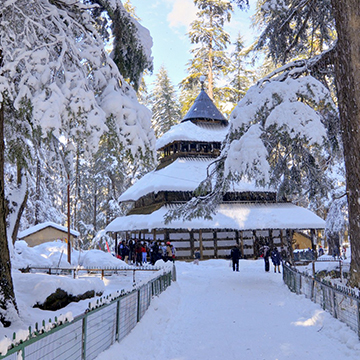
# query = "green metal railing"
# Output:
<box><xmin>283</xmin><ymin>263</ymin><xmax>360</xmax><ymax>337</ymax></box>
<box><xmin>0</xmin><ymin>269</ymin><xmax>173</xmax><ymax>360</ymax></box>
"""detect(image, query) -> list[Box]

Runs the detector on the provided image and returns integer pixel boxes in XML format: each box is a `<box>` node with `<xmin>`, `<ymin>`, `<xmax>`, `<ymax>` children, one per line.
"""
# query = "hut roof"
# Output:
<box><xmin>118</xmin><ymin>157</ymin><xmax>273</xmax><ymax>203</ymax></box>
<box><xmin>182</xmin><ymin>89</ymin><xmax>227</xmax><ymax>124</ymax></box>
<box><xmin>18</xmin><ymin>222</ymin><xmax>80</xmax><ymax>239</ymax></box>
<box><xmin>105</xmin><ymin>202</ymin><xmax>325</xmax><ymax>232</ymax></box>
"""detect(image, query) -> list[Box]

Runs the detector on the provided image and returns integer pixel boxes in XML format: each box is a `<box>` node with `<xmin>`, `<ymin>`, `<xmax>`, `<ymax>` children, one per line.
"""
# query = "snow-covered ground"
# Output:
<box><xmin>0</xmin><ymin>240</ymin><xmax>170</xmax><ymax>350</ymax></box>
<box><xmin>96</xmin><ymin>259</ymin><xmax>360</xmax><ymax>360</ymax></box>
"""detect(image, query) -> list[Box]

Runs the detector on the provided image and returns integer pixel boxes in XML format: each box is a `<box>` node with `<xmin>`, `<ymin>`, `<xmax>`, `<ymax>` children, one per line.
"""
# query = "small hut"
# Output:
<box><xmin>18</xmin><ymin>222</ymin><xmax>80</xmax><ymax>247</ymax></box>
<box><xmin>105</xmin><ymin>85</ymin><xmax>325</xmax><ymax>259</ymax></box>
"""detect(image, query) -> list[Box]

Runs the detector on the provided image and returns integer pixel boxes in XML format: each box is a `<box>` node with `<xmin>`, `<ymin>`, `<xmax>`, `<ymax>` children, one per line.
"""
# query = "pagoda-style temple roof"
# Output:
<box><xmin>118</xmin><ymin>157</ymin><xmax>274</xmax><ymax>203</ymax></box>
<box><xmin>156</xmin><ymin>121</ymin><xmax>228</xmax><ymax>151</ymax></box>
<box><xmin>106</xmin><ymin>202</ymin><xmax>325</xmax><ymax>233</ymax></box>
<box><xmin>182</xmin><ymin>89</ymin><xmax>228</xmax><ymax>125</ymax></box>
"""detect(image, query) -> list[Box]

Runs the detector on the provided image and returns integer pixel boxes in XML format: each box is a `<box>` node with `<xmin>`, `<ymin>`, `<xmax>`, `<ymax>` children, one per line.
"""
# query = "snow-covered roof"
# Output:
<box><xmin>156</xmin><ymin>121</ymin><xmax>229</xmax><ymax>150</ymax></box>
<box><xmin>18</xmin><ymin>222</ymin><xmax>80</xmax><ymax>239</ymax></box>
<box><xmin>106</xmin><ymin>202</ymin><xmax>325</xmax><ymax>232</ymax></box>
<box><xmin>119</xmin><ymin>157</ymin><xmax>271</xmax><ymax>202</ymax></box>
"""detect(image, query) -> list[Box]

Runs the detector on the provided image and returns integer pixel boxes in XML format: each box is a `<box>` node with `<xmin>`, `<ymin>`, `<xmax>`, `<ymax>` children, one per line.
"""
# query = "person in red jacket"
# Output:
<box><xmin>135</xmin><ymin>241</ymin><xmax>142</xmax><ymax>266</ymax></box>
<box><xmin>141</xmin><ymin>242</ymin><xmax>147</xmax><ymax>264</ymax></box>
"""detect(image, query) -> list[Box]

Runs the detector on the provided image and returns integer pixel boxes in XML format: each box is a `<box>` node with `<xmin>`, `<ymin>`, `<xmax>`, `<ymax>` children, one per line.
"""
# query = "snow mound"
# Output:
<box><xmin>13</xmin><ymin>272</ymin><xmax>105</xmax><ymax>307</ymax></box>
<box><xmin>13</xmin><ymin>240</ymin><xmax>131</xmax><ymax>269</ymax></box>
<box><xmin>13</xmin><ymin>240</ymin><xmax>76</xmax><ymax>268</ymax></box>
<box><xmin>80</xmin><ymin>249</ymin><xmax>130</xmax><ymax>269</ymax></box>
<box><xmin>13</xmin><ymin>240</ymin><xmax>53</xmax><ymax>269</ymax></box>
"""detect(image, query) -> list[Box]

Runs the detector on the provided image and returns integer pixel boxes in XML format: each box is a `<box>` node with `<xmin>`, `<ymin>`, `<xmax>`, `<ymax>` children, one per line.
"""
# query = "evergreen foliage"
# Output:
<box><xmin>227</xmin><ymin>33</ymin><xmax>256</xmax><ymax>107</ymax></box>
<box><xmin>150</xmin><ymin>65</ymin><xmax>181</xmax><ymax>139</ymax></box>
<box><xmin>85</xmin><ymin>0</ymin><xmax>153</xmax><ymax>91</ymax></box>
<box><xmin>254</xmin><ymin>0</ymin><xmax>335</xmax><ymax>65</ymax></box>
<box><xmin>180</xmin><ymin>0</ymin><xmax>233</xmax><ymax>113</ymax></box>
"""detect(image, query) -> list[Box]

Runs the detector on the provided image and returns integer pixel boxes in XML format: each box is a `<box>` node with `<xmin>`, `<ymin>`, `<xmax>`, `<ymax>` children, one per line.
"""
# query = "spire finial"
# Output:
<box><xmin>199</xmin><ymin>75</ymin><xmax>206</xmax><ymax>90</ymax></box>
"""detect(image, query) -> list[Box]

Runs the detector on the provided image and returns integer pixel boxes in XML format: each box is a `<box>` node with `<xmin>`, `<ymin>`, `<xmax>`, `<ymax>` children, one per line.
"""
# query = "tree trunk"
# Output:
<box><xmin>0</xmin><ymin>104</ymin><xmax>18</xmax><ymax>326</ymax></box>
<box><xmin>12</xmin><ymin>189</ymin><xmax>28</xmax><ymax>245</ymax></box>
<box><xmin>93</xmin><ymin>181</ymin><xmax>97</xmax><ymax>232</ymax></box>
<box><xmin>73</xmin><ymin>146</ymin><xmax>80</xmax><ymax>230</ymax></box>
<box><xmin>34</xmin><ymin>159</ymin><xmax>41</xmax><ymax>224</ymax></box>
<box><xmin>11</xmin><ymin>161</ymin><xmax>29</xmax><ymax>245</ymax></box>
<box><xmin>208</xmin><ymin>11</ymin><xmax>214</xmax><ymax>100</ymax></box>
<box><xmin>331</xmin><ymin>0</ymin><xmax>360</xmax><ymax>287</ymax></box>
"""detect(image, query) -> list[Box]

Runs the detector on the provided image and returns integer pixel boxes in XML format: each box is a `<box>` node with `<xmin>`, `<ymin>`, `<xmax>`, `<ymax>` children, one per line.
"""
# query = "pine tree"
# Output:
<box><xmin>227</xmin><ymin>32</ymin><xmax>256</xmax><ymax>106</ymax></box>
<box><xmin>254</xmin><ymin>0</ymin><xmax>335</xmax><ymax>66</ymax></box>
<box><xmin>180</xmin><ymin>0</ymin><xmax>233</xmax><ymax>113</ymax></box>
<box><xmin>150</xmin><ymin>65</ymin><xmax>181</xmax><ymax>139</ymax></box>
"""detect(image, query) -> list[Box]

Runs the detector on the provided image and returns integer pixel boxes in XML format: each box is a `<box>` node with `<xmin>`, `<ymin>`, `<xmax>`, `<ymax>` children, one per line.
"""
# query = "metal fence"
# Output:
<box><xmin>283</xmin><ymin>263</ymin><xmax>360</xmax><ymax>337</ymax></box>
<box><xmin>0</xmin><ymin>269</ymin><xmax>173</xmax><ymax>360</ymax></box>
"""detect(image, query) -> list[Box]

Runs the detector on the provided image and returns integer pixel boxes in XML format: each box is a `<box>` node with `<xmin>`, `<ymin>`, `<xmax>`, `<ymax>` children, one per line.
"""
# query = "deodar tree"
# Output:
<box><xmin>150</xmin><ymin>65</ymin><xmax>181</xmax><ymax>139</ymax></box>
<box><xmin>330</xmin><ymin>0</ymin><xmax>360</xmax><ymax>287</ymax></box>
<box><xmin>0</xmin><ymin>0</ymin><xmax>155</xmax><ymax>326</ymax></box>
<box><xmin>180</xmin><ymin>0</ymin><xmax>233</xmax><ymax>113</ymax></box>
<box><xmin>252</xmin><ymin>0</ymin><xmax>360</xmax><ymax>287</ymax></box>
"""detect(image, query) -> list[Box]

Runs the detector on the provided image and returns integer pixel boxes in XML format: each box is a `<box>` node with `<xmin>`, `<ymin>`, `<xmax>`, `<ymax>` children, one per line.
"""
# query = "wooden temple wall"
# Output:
<box><xmin>126</xmin><ymin>228</ymin><xmax>288</xmax><ymax>259</ymax></box>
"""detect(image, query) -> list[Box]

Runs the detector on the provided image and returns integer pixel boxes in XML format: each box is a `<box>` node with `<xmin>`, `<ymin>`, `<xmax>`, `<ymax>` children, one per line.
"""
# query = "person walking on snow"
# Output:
<box><xmin>262</xmin><ymin>245</ymin><xmax>271</xmax><ymax>272</ymax></box>
<box><xmin>230</xmin><ymin>245</ymin><xmax>241</xmax><ymax>272</ymax></box>
<box><xmin>165</xmin><ymin>242</ymin><xmax>173</xmax><ymax>262</ymax></box>
<box><xmin>141</xmin><ymin>242</ymin><xmax>147</xmax><ymax>264</ymax></box>
<box><xmin>271</xmin><ymin>247</ymin><xmax>282</xmax><ymax>273</ymax></box>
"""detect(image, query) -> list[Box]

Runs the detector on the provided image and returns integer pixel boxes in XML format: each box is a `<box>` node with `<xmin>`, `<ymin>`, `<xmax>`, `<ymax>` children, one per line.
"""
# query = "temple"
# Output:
<box><xmin>105</xmin><ymin>83</ymin><xmax>325</xmax><ymax>260</ymax></box>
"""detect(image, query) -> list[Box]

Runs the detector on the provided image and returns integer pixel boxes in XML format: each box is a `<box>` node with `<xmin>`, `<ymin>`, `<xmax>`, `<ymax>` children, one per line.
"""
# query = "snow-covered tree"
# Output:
<box><xmin>0</xmin><ymin>0</ymin><xmax>155</xmax><ymax>325</ymax></box>
<box><xmin>250</xmin><ymin>0</ymin><xmax>360</xmax><ymax>294</ymax></box>
<box><xmin>86</xmin><ymin>0</ymin><xmax>153</xmax><ymax>91</ymax></box>
<box><xmin>325</xmin><ymin>194</ymin><xmax>348</xmax><ymax>256</ymax></box>
<box><xmin>167</xmin><ymin>69</ymin><xmax>343</xmax><ymax>224</ymax></box>
<box><xmin>225</xmin><ymin>72</ymin><xmax>342</xmax><ymax>208</ymax></box>
<box><xmin>253</xmin><ymin>0</ymin><xmax>335</xmax><ymax>66</ymax></box>
<box><xmin>150</xmin><ymin>65</ymin><xmax>181</xmax><ymax>139</ymax></box>
<box><xmin>180</xmin><ymin>0</ymin><xmax>233</xmax><ymax>112</ymax></box>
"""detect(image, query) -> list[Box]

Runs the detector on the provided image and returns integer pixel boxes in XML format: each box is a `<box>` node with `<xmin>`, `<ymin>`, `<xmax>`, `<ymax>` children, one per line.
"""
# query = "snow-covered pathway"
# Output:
<box><xmin>96</xmin><ymin>259</ymin><xmax>360</xmax><ymax>360</ymax></box>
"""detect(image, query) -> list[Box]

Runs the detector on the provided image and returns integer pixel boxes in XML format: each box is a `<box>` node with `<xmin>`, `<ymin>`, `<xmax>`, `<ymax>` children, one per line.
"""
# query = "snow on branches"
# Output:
<box><xmin>0</xmin><ymin>0</ymin><xmax>155</xmax><ymax>157</ymax></box>
<box><xmin>225</xmin><ymin>71</ymin><xmax>340</xmax><ymax>205</ymax></box>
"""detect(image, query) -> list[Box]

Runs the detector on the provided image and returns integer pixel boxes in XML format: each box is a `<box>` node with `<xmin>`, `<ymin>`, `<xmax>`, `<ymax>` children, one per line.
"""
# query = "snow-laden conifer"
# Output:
<box><xmin>0</xmin><ymin>0</ymin><xmax>155</xmax><ymax>325</ymax></box>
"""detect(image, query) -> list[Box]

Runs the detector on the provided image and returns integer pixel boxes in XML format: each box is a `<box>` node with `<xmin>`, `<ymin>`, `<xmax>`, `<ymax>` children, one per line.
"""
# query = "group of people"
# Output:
<box><xmin>117</xmin><ymin>239</ymin><xmax>176</xmax><ymax>266</ymax></box>
<box><xmin>261</xmin><ymin>245</ymin><xmax>282</xmax><ymax>273</ymax></box>
<box><xmin>230</xmin><ymin>244</ymin><xmax>284</xmax><ymax>273</ymax></box>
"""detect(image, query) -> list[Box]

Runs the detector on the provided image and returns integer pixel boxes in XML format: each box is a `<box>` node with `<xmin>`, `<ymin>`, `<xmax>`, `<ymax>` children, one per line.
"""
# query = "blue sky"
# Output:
<box><xmin>130</xmin><ymin>0</ymin><xmax>258</xmax><ymax>89</ymax></box>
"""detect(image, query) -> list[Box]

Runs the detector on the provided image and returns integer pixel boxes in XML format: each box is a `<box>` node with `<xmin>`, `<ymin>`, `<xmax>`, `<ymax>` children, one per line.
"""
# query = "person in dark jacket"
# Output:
<box><xmin>230</xmin><ymin>245</ymin><xmax>241</xmax><ymax>272</ymax></box>
<box><xmin>128</xmin><ymin>239</ymin><xmax>135</xmax><ymax>264</ymax></box>
<box><xmin>121</xmin><ymin>242</ymin><xmax>129</xmax><ymax>263</ymax></box>
<box><xmin>263</xmin><ymin>245</ymin><xmax>270</xmax><ymax>272</ymax></box>
<box><xmin>271</xmin><ymin>247</ymin><xmax>282</xmax><ymax>273</ymax></box>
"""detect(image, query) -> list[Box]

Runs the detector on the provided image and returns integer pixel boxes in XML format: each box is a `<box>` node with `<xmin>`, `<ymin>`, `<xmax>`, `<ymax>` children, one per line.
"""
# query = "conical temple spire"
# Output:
<box><xmin>182</xmin><ymin>88</ymin><xmax>227</xmax><ymax>125</ymax></box>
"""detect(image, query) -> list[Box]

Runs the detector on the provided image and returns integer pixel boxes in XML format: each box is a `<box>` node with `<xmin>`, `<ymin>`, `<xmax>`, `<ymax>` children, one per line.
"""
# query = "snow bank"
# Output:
<box><xmin>79</xmin><ymin>249</ymin><xmax>130</xmax><ymax>268</ymax></box>
<box><xmin>13</xmin><ymin>240</ymin><xmax>130</xmax><ymax>269</ymax></box>
<box><xmin>13</xmin><ymin>272</ymin><xmax>105</xmax><ymax>307</ymax></box>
